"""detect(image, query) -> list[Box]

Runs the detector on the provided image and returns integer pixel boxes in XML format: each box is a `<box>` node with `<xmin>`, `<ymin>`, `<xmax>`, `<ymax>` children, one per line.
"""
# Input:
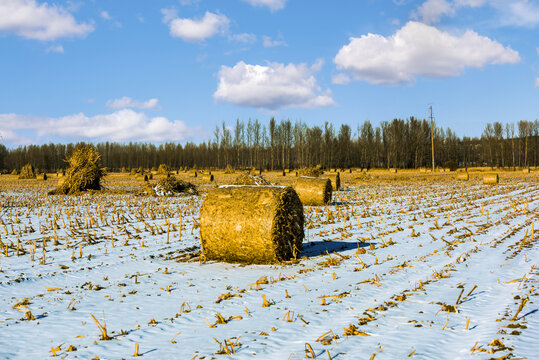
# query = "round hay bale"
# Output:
<box><xmin>200</xmin><ymin>186</ymin><xmax>304</xmax><ymax>264</ymax></box>
<box><xmin>389</xmin><ymin>168</ymin><xmax>398</xmax><ymax>173</ymax></box>
<box><xmin>37</xmin><ymin>173</ymin><xmax>47</xmax><ymax>181</ymax></box>
<box><xmin>201</xmin><ymin>174</ymin><xmax>214</xmax><ymax>182</ymax></box>
<box><xmin>522</xmin><ymin>167</ymin><xmax>531</xmax><ymax>173</ymax></box>
<box><xmin>457</xmin><ymin>172</ymin><xmax>469</xmax><ymax>181</ymax></box>
<box><xmin>294</xmin><ymin>177</ymin><xmax>332</xmax><ymax>206</ymax></box>
<box><xmin>483</xmin><ymin>174</ymin><xmax>499</xmax><ymax>185</ymax></box>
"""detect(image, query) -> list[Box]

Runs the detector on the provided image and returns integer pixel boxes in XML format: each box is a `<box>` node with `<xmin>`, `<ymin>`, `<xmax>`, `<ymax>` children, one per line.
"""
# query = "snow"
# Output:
<box><xmin>0</xmin><ymin>177</ymin><xmax>537</xmax><ymax>359</ymax></box>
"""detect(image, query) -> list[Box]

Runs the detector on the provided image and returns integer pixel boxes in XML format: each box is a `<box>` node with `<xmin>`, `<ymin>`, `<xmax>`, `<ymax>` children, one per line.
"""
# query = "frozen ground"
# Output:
<box><xmin>0</xmin><ymin>176</ymin><xmax>537</xmax><ymax>359</ymax></box>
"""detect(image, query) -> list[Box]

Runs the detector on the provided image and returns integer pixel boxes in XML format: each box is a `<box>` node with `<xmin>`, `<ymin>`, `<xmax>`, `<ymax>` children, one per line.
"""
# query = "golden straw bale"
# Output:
<box><xmin>200</xmin><ymin>186</ymin><xmax>304</xmax><ymax>264</ymax></box>
<box><xmin>201</xmin><ymin>174</ymin><xmax>214</xmax><ymax>182</ymax></box>
<box><xmin>522</xmin><ymin>167</ymin><xmax>531</xmax><ymax>173</ymax></box>
<box><xmin>389</xmin><ymin>168</ymin><xmax>398</xmax><ymax>173</ymax></box>
<box><xmin>294</xmin><ymin>177</ymin><xmax>332</xmax><ymax>206</ymax></box>
<box><xmin>18</xmin><ymin>164</ymin><xmax>36</xmax><ymax>179</ymax></box>
<box><xmin>483</xmin><ymin>173</ymin><xmax>499</xmax><ymax>185</ymax></box>
<box><xmin>327</xmin><ymin>172</ymin><xmax>341</xmax><ymax>191</ymax></box>
<box><xmin>457</xmin><ymin>172</ymin><xmax>469</xmax><ymax>181</ymax></box>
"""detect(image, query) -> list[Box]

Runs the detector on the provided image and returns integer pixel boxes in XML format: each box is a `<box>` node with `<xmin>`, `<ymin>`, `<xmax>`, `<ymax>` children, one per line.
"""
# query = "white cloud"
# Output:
<box><xmin>413</xmin><ymin>0</ymin><xmax>539</xmax><ymax>27</ymax></box>
<box><xmin>262</xmin><ymin>35</ymin><xmax>286</xmax><ymax>47</ymax></box>
<box><xmin>536</xmin><ymin>77</ymin><xmax>539</xmax><ymax>88</ymax></box>
<box><xmin>242</xmin><ymin>0</ymin><xmax>287</xmax><ymax>12</ymax></box>
<box><xmin>412</xmin><ymin>0</ymin><xmax>455</xmax><ymax>24</ymax></box>
<box><xmin>100</xmin><ymin>11</ymin><xmax>111</xmax><ymax>20</ymax></box>
<box><xmin>106</xmin><ymin>96</ymin><xmax>161</xmax><ymax>110</ymax></box>
<box><xmin>46</xmin><ymin>44</ymin><xmax>64</xmax><ymax>53</ymax></box>
<box><xmin>0</xmin><ymin>0</ymin><xmax>94</xmax><ymax>41</ymax></box>
<box><xmin>230</xmin><ymin>32</ymin><xmax>257</xmax><ymax>44</ymax></box>
<box><xmin>162</xmin><ymin>10</ymin><xmax>229</xmax><ymax>42</ymax></box>
<box><xmin>334</xmin><ymin>21</ymin><xmax>520</xmax><ymax>85</ymax></box>
<box><xmin>332</xmin><ymin>73</ymin><xmax>351</xmax><ymax>85</ymax></box>
<box><xmin>214</xmin><ymin>61</ymin><xmax>335</xmax><ymax>110</ymax></box>
<box><xmin>0</xmin><ymin>110</ymin><xmax>194</xmax><ymax>144</ymax></box>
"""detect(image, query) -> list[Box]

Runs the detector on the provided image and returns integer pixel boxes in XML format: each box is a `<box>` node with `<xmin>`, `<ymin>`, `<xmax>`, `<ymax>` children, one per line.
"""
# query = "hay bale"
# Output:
<box><xmin>233</xmin><ymin>173</ymin><xmax>269</xmax><ymax>185</ymax></box>
<box><xmin>522</xmin><ymin>167</ymin><xmax>531</xmax><ymax>173</ymax></box>
<box><xmin>483</xmin><ymin>174</ymin><xmax>499</xmax><ymax>185</ymax></box>
<box><xmin>335</xmin><ymin>172</ymin><xmax>341</xmax><ymax>191</ymax></box>
<box><xmin>298</xmin><ymin>166</ymin><xmax>322</xmax><ymax>177</ymax></box>
<box><xmin>50</xmin><ymin>145</ymin><xmax>105</xmax><ymax>195</ymax></box>
<box><xmin>141</xmin><ymin>176</ymin><xmax>197</xmax><ymax>196</ymax></box>
<box><xmin>294</xmin><ymin>177</ymin><xmax>332</xmax><ymax>206</ymax></box>
<box><xmin>19</xmin><ymin>164</ymin><xmax>36</xmax><ymax>179</ymax></box>
<box><xmin>389</xmin><ymin>168</ymin><xmax>398</xmax><ymax>173</ymax></box>
<box><xmin>200</xmin><ymin>186</ymin><xmax>304</xmax><ymax>264</ymax></box>
<box><xmin>201</xmin><ymin>174</ymin><xmax>214</xmax><ymax>182</ymax></box>
<box><xmin>157</xmin><ymin>164</ymin><xmax>170</xmax><ymax>175</ymax></box>
<box><xmin>37</xmin><ymin>173</ymin><xmax>47</xmax><ymax>181</ymax></box>
<box><xmin>457</xmin><ymin>172</ymin><xmax>469</xmax><ymax>181</ymax></box>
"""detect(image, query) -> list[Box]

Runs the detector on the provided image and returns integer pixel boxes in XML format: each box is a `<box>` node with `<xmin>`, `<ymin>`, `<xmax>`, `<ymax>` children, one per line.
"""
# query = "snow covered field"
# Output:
<box><xmin>0</xmin><ymin>174</ymin><xmax>537</xmax><ymax>359</ymax></box>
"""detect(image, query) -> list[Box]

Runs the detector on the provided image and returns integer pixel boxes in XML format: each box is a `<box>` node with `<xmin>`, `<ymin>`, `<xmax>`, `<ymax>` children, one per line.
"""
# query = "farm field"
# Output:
<box><xmin>0</xmin><ymin>171</ymin><xmax>537</xmax><ymax>359</ymax></box>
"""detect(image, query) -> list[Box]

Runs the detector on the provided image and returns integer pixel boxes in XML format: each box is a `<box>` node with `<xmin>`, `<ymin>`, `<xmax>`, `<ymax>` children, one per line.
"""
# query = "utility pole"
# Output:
<box><xmin>430</xmin><ymin>106</ymin><xmax>435</xmax><ymax>172</ymax></box>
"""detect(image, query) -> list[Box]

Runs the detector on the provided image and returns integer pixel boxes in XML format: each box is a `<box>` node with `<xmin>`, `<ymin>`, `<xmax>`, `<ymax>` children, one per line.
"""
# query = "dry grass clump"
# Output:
<box><xmin>141</xmin><ymin>176</ymin><xmax>197</xmax><ymax>196</ymax></box>
<box><xmin>233</xmin><ymin>173</ymin><xmax>269</xmax><ymax>185</ymax></box>
<box><xmin>18</xmin><ymin>164</ymin><xmax>37</xmax><ymax>179</ymax></box>
<box><xmin>50</xmin><ymin>145</ymin><xmax>106</xmax><ymax>195</ymax></box>
<box><xmin>294</xmin><ymin>177</ymin><xmax>332</xmax><ymax>206</ymax></box>
<box><xmin>200</xmin><ymin>186</ymin><xmax>304</xmax><ymax>264</ymax></box>
<box><xmin>224</xmin><ymin>164</ymin><xmax>235</xmax><ymax>174</ymax></box>
<box><xmin>298</xmin><ymin>165</ymin><xmax>323</xmax><ymax>177</ymax></box>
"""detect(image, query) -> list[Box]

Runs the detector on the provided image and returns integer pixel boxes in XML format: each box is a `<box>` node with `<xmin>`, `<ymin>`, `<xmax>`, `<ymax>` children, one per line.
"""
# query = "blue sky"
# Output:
<box><xmin>0</xmin><ymin>0</ymin><xmax>538</xmax><ymax>146</ymax></box>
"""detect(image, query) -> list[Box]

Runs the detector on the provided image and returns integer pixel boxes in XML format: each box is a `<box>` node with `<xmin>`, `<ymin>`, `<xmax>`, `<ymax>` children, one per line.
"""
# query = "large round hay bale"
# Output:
<box><xmin>200</xmin><ymin>186</ymin><xmax>304</xmax><ymax>264</ymax></box>
<box><xmin>457</xmin><ymin>172</ymin><xmax>469</xmax><ymax>181</ymax></box>
<box><xmin>294</xmin><ymin>177</ymin><xmax>332</xmax><ymax>206</ymax></box>
<box><xmin>483</xmin><ymin>174</ymin><xmax>499</xmax><ymax>185</ymax></box>
<box><xmin>522</xmin><ymin>167</ymin><xmax>531</xmax><ymax>173</ymax></box>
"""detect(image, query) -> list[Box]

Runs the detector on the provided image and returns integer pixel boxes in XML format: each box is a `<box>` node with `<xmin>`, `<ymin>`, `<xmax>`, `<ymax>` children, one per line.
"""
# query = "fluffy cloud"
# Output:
<box><xmin>413</xmin><ymin>0</ymin><xmax>539</xmax><ymax>26</ymax></box>
<box><xmin>242</xmin><ymin>0</ymin><xmax>287</xmax><ymax>12</ymax></box>
<box><xmin>334</xmin><ymin>21</ymin><xmax>520</xmax><ymax>85</ymax></box>
<box><xmin>230</xmin><ymin>32</ymin><xmax>257</xmax><ymax>44</ymax></box>
<box><xmin>46</xmin><ymin>44</ymin><xmax>64</xmax><ymax>53</ymax></box>
<box><xmin>162</xmin><ymin>10</ymin><xmax>229</xmax><ymax>42</ymax></box>
<box><xmin>536</xmin><ymin>78</ymin><xmax>539</xmax><ymax>88</ymax></box>
<box><xmin>332</xmin><ymin>73</ymin><xmax>351</xmax><ymax>85</ymax></box>
<box><xmin>0</xmin><ymin>110</ymin><xmax>193</xmax><ymax>144</ymax></box>
<box><xmin>262</xmin><ymin>35</ymin><xmax>286</xmax><ymax>47</ymax></box>
<box><xmin>412</xmin><ymin>0</ymin><xmax>455</xmax><ymax>24</ymax></box>
<box><xmin>214</xmin><ymin>61</ymin><xmax>335</xmax><ymax>110</ymax></box>
<box><xmin>0</xmin><ymin>0</ymin><xmax>94</xmax><ymax>41</ymax></box>
<box><xmin>106</xmin><ymin>96</ymin><xmax>161</xmax><ymax>110</ymax></box>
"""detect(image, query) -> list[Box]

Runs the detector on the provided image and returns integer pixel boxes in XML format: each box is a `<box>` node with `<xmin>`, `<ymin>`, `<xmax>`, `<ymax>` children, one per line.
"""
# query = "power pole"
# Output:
<box><xmin>430</xmin><ymin>106</ymin><xmax>435</xmax><ymax>172</ymax></box>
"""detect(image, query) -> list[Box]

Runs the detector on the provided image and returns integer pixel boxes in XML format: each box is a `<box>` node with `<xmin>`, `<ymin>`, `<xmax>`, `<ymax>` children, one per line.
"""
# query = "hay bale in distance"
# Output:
<box><xmin>233</xmin><ymin>173</ymin><xmax>269</xmax><ymax>185</ymax></box>
<box><xmin>294</xmin><ymin>177</ymin><xmax>332</xmax><ymax>206</ymax></box>
<box><xmin>298</xmin><ymin>166</ymin><xmax>323</xmax><ymax>177</ymax></box>
<box><xmin>200</xmin><ymin>186</ymin><xmax>304</xmax><ymax>264</ymax></box>
<box><xmin>157</xmin><ymin>164</ymin><xmax>170</xmax><ymax>175</ymax></box>
<box><xmin>51</xmin><ymin>145</ymin><xmax>105</xmax><ymax>195</ymax></box>
<box><xmin>522</xmin><ymin>167</ymin><xmax>531</xmax><ymax>173</ymax></box>
<box><xmin>457</xmin><ymin>172</ymin><xmax>469</xmax><ymax>181</ymax></box>
<box><xmin>19</xmin><ymin>164</ymin><xmax>37</xmax><ymax>179</ymax></box>
<box><xmin>483</xmin><ymin>174</ymin><xmax>499</xmax><ymax>185</ymax></box>
<box><xmin>37</xmin><ymin>173</ymin><xmax>47</xmax><ymax>181</ymax></box>
<box><xmin>389</xmin><ymin>168</ymin><xmax>398</xmax><ymax>173</ymax></box>
<box><xmin>142</xmin><ymin>176</ymin><xmax>197</xmax><ymax>196</ymax></box>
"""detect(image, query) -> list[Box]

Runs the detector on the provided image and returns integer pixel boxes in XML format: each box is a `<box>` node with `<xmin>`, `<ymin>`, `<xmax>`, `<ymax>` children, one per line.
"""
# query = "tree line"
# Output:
<box><xmin>1</xmin><ymin>118</ymin><xmax>537</xmax><ymax>172</ymax></box>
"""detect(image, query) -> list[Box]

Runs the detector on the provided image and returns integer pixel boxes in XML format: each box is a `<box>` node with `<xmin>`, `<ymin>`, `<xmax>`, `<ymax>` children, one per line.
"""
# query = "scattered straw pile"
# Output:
<box><xmin>457</xmin><ymin>173</ymin><xmax>469</xmax><ymax>181</ymax></box>
<box><xmin>200</xmin><ymin>186</ymin><xmax>304</xmax><ymax>264</ymax></box>
<box><xmin>483</xmin><ymin>174</ymin><xmax>499</xmax><ymax>185</ymax></box>
<box><xmin>294</xmin><ymin>177</ymin><xmax>332</xmax><ymax>206</ymax></box>
<box><xmin>50</xmin><ymin>145</ymin><xmax>106</xmax><ymax>195</ymax></box>
<box><xmin>141</xmin><ymin>176</ymin><xmax>197</xmax><ymax>196</ymax></box>
<box><xmin>233</xmin><ymin>173</ymin><xmax>269</xmax><ymax>185</ymax></box>
<box><xmin>18</xmin><ymin>164</ymin><xmax>37</xmax><ymax>179</ymax></box>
